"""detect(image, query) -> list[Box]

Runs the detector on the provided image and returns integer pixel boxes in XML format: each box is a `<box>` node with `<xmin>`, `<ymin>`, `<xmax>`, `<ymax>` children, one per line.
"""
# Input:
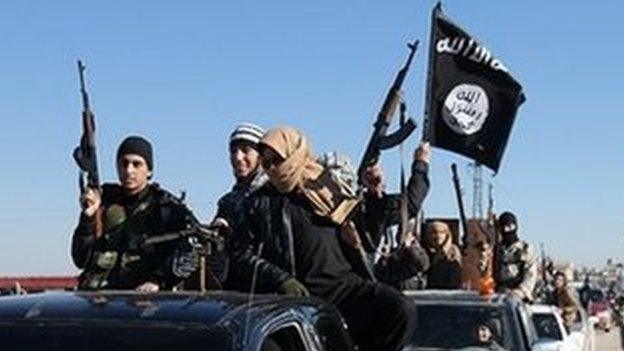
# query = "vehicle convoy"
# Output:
<box><xmin>0</xmin><ymin>288</ymin><xmax>601</xmax><ymax>351</ymax></box>
<box><xmin>401</xmin><ymin>290</ymin><xmax>535</xmax><ymax>351</ymax></box>
<box><xmin>528</xmin><ymin>304</ymin><xmax>592</xmax><ymax>351</ymax></box>
<box><xmin>0</xmin><ymin>291</ymin><xmax>353</xmax><ymax>351</ymax></box>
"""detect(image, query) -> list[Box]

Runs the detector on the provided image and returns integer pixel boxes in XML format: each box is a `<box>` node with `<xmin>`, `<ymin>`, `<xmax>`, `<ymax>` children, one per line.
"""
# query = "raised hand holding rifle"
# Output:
<box><xmin>357</xmin><ymin>40</ymin><xmax>419</xmax><ymax>251</ymax></box>
<box><xmin>73</xmin><ymin>60</ymin><xmax>103</xmax><ymax>239</ymax></box>
<box><xmin>357</xmin><ymin>41</ymin><xmax>418</xmax><ymax>184</ymax></box>
<box><xmin>397</xmin><ymin>141</ymin><xmax>431</xmax><ymax>247</ymax></box>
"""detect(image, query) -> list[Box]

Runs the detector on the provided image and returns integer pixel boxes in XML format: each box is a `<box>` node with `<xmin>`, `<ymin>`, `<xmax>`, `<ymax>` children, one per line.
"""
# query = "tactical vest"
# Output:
<box><xmin>496</xmin><ymin>241</ymin><xmax>529</xmax><ymax>289</ymax></box>
<box><xmin>79</xmin><ymin>183</ymin><xmax>188</xmax><ymax>290</ymax></box>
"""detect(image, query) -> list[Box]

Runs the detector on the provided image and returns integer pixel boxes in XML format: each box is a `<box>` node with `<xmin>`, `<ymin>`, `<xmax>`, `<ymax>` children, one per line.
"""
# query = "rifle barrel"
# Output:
<box><xmin>77</xmin><ymin>60</ymin><xmax>90</xmax><ymax>111</ymax></box>
<box><xmin>398</xmin><ymin>40</ymin><xmax>419</xmax><ymax>83</ymax></box>
<box><xmin>451</xmin><ymin>163</ymin><xmax>469</xmax><ymax>247</ymax></box>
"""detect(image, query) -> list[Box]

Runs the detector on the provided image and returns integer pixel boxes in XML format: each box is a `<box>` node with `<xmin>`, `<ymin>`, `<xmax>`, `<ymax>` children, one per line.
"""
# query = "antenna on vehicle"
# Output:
<box><xmin>243</xmin><ymin>243</ymin><xmax>264</xmax><ymax>348</ymax></box>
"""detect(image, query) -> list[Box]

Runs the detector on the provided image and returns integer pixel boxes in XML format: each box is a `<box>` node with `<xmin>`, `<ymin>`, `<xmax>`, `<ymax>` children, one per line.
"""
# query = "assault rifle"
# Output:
<box><xmin>451</xmin><ymin>163</ymin><xmax>469</xmax><ymax>249</ymax></box>
<box><xmin>356</xmin><ymin>40</ymin><xmax>419</xmax><ymax>251</ymax></box>
<box><xmin>357</xmin><ymin>40</ymin><xmax>419</xmax><ymax>184</ymax></box>
<box><xmin>73</xmin><ymin>60</ymin><xmax>102</xmax><ymax>239</ymax></box>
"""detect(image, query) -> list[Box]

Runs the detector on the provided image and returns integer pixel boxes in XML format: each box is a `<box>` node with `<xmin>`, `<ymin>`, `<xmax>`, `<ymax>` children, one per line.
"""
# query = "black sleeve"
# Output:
<box><xmin>352</xmin><ymin>193</ymin><xmax>387</xmax><ymax>251</ymax></box>
<box><xmin>374</xmin><ymin>242</ymin><xmax>430</xmax><ymax>288</ymax></box>
<box><xmin>72</xmin><ymin>183</ymin><xmax>119</xmax><ymax>269</ymax></box>
<box><xmin>375</xmin><ymin>160</ymin><xmax>430</xmax><ymax>230</ymax></box>
<box><xmin>71</xmin><ymin>214</ymin><xmax>96</xmax><ymax>269</ymax></box>
<box><xmin>407</xmin><ymin>160</ymin><xmax>430</xmax><ymax>216</ymax></box>
<box><xmin>228</xmin><ymin>196</ymin><xmax>291</xmax><ymax>292</ymax></box>
<box><xmin>215</xmin><ymin>191</ymin><xmax>238</xmax><ymax>225</ymax></box>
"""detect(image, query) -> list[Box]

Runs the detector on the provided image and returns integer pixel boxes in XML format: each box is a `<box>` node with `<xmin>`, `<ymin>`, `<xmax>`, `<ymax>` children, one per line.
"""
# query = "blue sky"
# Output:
<box><xmin>0</xmin><ymin>1</ymin><xmax>622</xmax><ymax>274</ymax></box>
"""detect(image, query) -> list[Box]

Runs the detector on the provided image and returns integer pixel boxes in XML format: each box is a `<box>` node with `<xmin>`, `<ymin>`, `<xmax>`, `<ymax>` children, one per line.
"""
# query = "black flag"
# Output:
<box><xmin>424</xmin><ymin>4</ymin><xmax>525</xmax><ymax>172</ymax></box>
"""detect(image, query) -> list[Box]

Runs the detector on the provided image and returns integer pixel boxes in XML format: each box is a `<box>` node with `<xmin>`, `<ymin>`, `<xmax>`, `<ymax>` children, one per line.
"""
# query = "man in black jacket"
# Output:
<box><xmin>214</xmin><ymin>122</ymin><xmax>267</xmax><ymax>229</ymax></box>
<box><xmin>368</xmin><ymin>143</ymin><xmax>431</xmax><ymax>289</ymax></box>
<box><xmin>205</xmin><ymin>122</ymin><xmax>267</xmax><ymax>288</ymax></box>
<box><xmin>230</xmin><ymin>127</ymin><xmax>416</xmax><ymax>351</ymax></box>
<box><xmin>72</xmin><ymin>136</ymin><xmax>200</xmax><ymax>291</ymax></box>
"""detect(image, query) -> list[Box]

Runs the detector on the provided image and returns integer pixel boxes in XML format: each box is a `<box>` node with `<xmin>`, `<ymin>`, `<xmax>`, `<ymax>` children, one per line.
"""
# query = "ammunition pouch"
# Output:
<box><xmin>78</xmin><ymin>251</ymin><xmax>118</xmax><ymax>290</ymax></box>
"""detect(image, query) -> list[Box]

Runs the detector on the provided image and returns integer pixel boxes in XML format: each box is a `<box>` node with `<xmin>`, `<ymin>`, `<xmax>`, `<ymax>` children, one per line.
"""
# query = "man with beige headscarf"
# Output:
<box><xmin>423</xmin><ymin>221</ymin><xmax>463</xmax><ymax>289</ymax></box>
<box><xmin>229</xmin><ymin>127</ymin><xmax>416</xmax><ymax>351</ymax></box>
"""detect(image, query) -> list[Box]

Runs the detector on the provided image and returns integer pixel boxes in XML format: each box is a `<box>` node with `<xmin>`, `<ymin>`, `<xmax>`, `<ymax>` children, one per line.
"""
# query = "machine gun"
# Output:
<box><xmin>356</xmin><ymin>40</ymin><xmax>419</xmax><ymax>251</ymax></box>
<box><xmin>142</xmin><ymin>221</ymin><xmax>223</xmax><ymax>250</ymax></box>
<box><xmin>73</xmin><ymin>60</ymin><xmax>102</xmax><ymax>239</ymax></box>
<box><xmin>142</xmin><ymin>213</ymin><xmax>225</xmax><ymax>293</ymax></box>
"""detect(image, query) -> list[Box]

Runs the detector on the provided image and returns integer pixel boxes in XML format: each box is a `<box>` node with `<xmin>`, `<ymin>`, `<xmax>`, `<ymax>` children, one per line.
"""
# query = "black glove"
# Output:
<box><xmin>278</xmin><ymin>278</ymin><xmax>310</xmax><ymax>297</ymax></box>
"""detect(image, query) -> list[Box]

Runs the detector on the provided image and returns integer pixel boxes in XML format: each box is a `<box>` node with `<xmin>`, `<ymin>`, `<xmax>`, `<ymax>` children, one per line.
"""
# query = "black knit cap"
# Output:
<box><xmin>116</xmin><ymin>136</ymin><xmax>153</xmax><ymax>170</ymax></box>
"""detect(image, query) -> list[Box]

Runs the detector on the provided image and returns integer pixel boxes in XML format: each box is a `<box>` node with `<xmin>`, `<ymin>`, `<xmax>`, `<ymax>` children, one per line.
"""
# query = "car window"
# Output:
<box><xmin>532</xmin><ymin>313</ymin><xmax>563</xmax><ymax>341</ymax></box>
<box><xmin>262</xmin><ymin>324</ymin><xmax>308</xmax><ymax>351</ymax></box>
<box><xmin>0</xmin><ymin>324</ymin><xmax>233</xmax><ymax>350</ymax></box>
<box><xmin>406</xmin><ymin>304</ymin><xmax>515</xmax><ymax>350</ymax></box>
<box><xmin>312</xmin><ymin>312</ymin><xmax>352</xmax><ymax>351</ymax></box>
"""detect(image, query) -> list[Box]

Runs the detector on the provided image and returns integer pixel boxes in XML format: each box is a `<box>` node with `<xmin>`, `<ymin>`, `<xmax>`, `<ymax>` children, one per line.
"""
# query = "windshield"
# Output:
<box><xmin>0</xmin><ymin>324</ymin><xmax>234</xmax><ymax>351</ymax></box>
<box><xmin>404</xmin><ymin>303</ymin><xmax>516</xmax><ymax>351</ymax></box>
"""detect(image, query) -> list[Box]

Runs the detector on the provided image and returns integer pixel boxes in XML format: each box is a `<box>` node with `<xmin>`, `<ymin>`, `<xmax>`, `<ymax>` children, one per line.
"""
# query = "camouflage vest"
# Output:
<box><xmin>80</xmin><ymin>183</ymin><xmax>187</xmax><ymax>290</ymax></box>
<box><xmin>496</xmin><ymin>241</ymin><xmax>529</xmax><ymax>289</ymax></box>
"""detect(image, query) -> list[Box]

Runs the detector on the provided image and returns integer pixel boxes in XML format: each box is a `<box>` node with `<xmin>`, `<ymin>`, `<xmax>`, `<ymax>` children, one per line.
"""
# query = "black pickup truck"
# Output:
<box><xmin>0</xmin><ymin>291</ymin><xmax>353</xmax><ymax>351</ymax></box>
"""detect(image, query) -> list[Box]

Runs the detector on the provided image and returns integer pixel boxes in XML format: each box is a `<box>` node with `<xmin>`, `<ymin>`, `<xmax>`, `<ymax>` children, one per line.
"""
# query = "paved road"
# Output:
<box><xmin>594</xmin><ymin>327</ymin><xmax>623</xmax><ymax>351</ymax></box>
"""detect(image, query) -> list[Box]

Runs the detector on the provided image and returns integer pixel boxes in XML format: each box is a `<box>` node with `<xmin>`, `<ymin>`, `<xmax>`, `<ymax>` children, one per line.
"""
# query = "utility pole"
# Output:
<box><xmin>470</xmin><ymin>162</ymin><xmax>484</xmax><ymax>219</ymax></box>
<box><xmin>487</xmin><ymin>182</ymin><xmax>494</xmax><ymax>219</ymax></box>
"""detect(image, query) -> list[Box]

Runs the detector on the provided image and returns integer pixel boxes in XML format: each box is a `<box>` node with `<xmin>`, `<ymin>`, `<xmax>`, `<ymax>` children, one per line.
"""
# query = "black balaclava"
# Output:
<box><xmin>117</xmin><ymin>136</ymin><xmax>153</xmax><ymax>171</ymax></box>
<box><xmin>498</xmin><ymin>211</ymin><xmax>519</xmax><ymax>245</ymax></box>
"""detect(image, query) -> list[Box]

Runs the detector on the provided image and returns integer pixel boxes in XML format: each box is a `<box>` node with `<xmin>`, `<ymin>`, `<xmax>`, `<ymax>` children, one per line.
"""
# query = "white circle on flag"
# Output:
<box><xmin>442</xmin><ymin>83</ymin><xmax>489</xmax><ymax>135</ymax></box>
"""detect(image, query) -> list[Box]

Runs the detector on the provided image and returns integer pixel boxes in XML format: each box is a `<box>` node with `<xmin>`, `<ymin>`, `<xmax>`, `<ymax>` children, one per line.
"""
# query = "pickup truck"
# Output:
<box><xmin>401</xmin><ymin>290</ymin><xmax>537</xmax><ymax>351</ymax></box>
<box><xmin>0</xmin><ymin>290</ymin><xmax>353</xmax><ymax>351</ymax></box>
<box><xmin>528</xmin><ymin>304</ymin><xmax>593</xmax><ymax>351</ymax></box>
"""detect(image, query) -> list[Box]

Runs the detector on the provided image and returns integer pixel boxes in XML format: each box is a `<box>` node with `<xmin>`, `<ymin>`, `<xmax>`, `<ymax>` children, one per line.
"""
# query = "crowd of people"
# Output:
<box><xmin>71</xmin><ymin>122</ymin><xmax>545</xmax><ymax>351</ymax></box>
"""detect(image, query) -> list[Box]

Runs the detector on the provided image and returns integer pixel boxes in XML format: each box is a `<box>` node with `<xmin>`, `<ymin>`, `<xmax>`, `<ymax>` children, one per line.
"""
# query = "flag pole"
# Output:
<box><xmin>416</xmin><ymin>2</ymin><xmax>443</xmax><ymax>250</ymax></box>
<box><xmin>422</xmin><ymin>2</ymin><xmax>442</xmax><ymax>142</ymax></box>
